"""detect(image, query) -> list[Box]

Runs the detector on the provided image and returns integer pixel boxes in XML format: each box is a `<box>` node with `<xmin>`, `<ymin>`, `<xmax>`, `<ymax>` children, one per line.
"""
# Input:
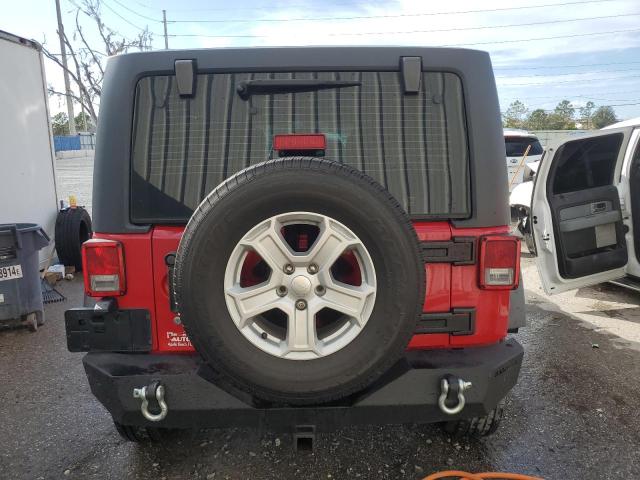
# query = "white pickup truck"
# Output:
<box><xmin>504</xmin><ymin>129</ymin><xmax>544</xmax><ymax>191</ymax></box>
<box><xmin>511</xmin><ymin>117</ymin><xmax>640</xmax><ymax>292</ymax></box>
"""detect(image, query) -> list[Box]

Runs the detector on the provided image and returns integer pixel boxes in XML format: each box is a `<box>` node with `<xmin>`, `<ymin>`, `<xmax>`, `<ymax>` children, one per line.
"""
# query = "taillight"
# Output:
<box><xmin>478</xmin><ymin>235</ymin><xmax>520</xmax><ymax>290</ymax></box>
<box><xmin>273</xmin><ymin>134</ymin><xmax>326</xmax><ymax>155</ymax></box>
<box><xmin>82</xmin><ymin>239</ymin><xmax>125</xmax><ymax>296</ymax></box>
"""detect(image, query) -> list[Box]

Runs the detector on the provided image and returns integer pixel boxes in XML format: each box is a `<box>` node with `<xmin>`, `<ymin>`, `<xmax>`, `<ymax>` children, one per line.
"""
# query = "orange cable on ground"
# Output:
<box><xmin>423</xmin><ymin>470</ymin><xmax>544</xmax><ymax>480</ymax></box>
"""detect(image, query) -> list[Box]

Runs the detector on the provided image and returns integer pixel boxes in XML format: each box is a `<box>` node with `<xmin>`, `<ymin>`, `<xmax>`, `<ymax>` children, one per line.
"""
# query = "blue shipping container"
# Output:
<box><xmin>53</xmin><ymin>135</ymin><xmax>81</xmax><ymax>152</ymax></box>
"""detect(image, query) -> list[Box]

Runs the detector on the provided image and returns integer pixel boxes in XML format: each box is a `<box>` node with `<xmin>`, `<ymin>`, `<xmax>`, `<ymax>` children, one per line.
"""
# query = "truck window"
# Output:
<box><xmin>505</xmin><ymin>137</ymin><xmax>543</xmax><ymax>157</ymax></box>
<box><xmin>130</xmin><ymin>71</ymin><xmax>470</xmax><ymax>223</ymax></box>
<box><xmin>551</xmin><ymin>133</ymin><xmax>623</xmax><ymax>195</ymax></box>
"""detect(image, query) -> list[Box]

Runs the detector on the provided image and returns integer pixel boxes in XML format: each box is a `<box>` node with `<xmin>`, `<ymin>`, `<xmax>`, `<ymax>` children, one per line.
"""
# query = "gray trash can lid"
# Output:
<box><xmin>0</xmin><ymin>223</ymin><xmax>50</xmax><ymax>250</ymax></box>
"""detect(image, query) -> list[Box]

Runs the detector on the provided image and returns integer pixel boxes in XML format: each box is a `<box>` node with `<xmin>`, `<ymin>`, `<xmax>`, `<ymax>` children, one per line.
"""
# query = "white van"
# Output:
<box><xmin>504</xmin><ymin>129</ymin><xmax>544</xmax><ymax>190</ymax></box>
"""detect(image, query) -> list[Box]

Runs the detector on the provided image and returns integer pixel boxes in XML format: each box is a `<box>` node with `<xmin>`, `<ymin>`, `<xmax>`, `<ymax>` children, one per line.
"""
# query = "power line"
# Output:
<box><xmin>502</xmin><ymin>90</ymin><xmax>640</xmax><ymax>101</ymax></box>
<box><xmin>497</xmin><ymin>73</ymin><xmax>640</xmax><ymax>87</ymax></box>
<box><xmin>100</xmin><ymin>0</ymin><xmax>157</xmax><ymax>33</ymax></box>
<box><xmin>162</xmin><ymin>0</ymin><xmax>622</xmax><ymax>21</ymax></box>
<box><xmin>495</xmin><ymin>67</ymin><xmax>640</xmax><ymax>78</ymax></box>
<box><xmin>127</xmin><ymin>0</ymin><xmax>392</xmax><ymax>12</ymax></box>
<box><xmin>167</xmin><ymin>25</ymin><xmax>640</xmax><ymax>44</ymax></box>
<box><xmin>109</xmin><ymin>0</ymin><xmax>162</xmax><ymax>22</ymax></box>
<box><xmin>336</xmin><ymin>14</ymin><xmax>640</xmax><ymax>38</ymax></box>
<box><xmin>502</xmin><ymin>101</ymin><xmax>640</xmax><ymax>112</ymax></box>
<box><xmin>524</xmin><ymin>100</ymin><xmax>640</xmax><ymax>109</ymax></box>
<box><xmin>169</xmin><ymin>17</ymin><xmax>640</xmax><ymax>38</ymax></box>
<box><xmin>65</xmin><ymin>0</ymin><xmax>151</xmax><ymax>47</ymax></box>
<box><xmin>494</xmin><ymin>61</ymin><xmax>640</xmax><ymax>70</ymax></box>
<box><xmin>443</xmin><ymin>28</ymin><xmax>640</xmax><ymax>48</ymax></box>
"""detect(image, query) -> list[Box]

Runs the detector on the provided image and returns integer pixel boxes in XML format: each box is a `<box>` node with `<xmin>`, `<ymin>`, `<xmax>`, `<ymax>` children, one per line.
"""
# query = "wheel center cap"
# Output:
<box><xmin>290</xmin><ymin>275</ymin><xmax>312</xmax><ymax>297</ymax></box>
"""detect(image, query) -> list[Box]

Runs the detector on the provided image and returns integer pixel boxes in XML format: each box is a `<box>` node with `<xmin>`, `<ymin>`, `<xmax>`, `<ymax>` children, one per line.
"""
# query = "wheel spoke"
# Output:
<box><xmin>286</xmin><ymin>305</ymin><xmax>319</xmax><ymax>354</ymax></box>
<box><xmin>321</xmin><ymin>281</ymin><xmax>376</xmax><ymax>326</ymax></box>
<box><xmin>241</xmin><ymin>219</ymin><xmax>293</xmax><ymax>272</ymax></box>
<box><xmin>226</xmin><ymin>282</ymin><xmax>283</xmax><ymax>328</ymax></box>
<box><xmin>307</xmin><ymin>218</ymin><xmax>358</xmax><ymax>271</ymax></box>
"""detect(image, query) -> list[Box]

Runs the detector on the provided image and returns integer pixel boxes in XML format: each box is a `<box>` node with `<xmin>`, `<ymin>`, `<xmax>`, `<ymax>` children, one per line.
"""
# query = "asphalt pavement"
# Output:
<box><xmin>1</xmin><ymin>255</ymin><xmax>640</xmax><ymax>479</ymax></box>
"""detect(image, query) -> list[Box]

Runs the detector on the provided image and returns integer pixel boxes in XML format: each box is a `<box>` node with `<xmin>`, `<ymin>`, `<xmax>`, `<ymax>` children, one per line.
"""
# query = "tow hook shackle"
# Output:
<box><xmin>438</xmin><ymin>375</ymin><xmax>472</xmax><ymax>415</ymax></box>
<box><xmin>133</xmin><ymin>381</ymin><xmax>168</xmax><ymax>422</ymax></box>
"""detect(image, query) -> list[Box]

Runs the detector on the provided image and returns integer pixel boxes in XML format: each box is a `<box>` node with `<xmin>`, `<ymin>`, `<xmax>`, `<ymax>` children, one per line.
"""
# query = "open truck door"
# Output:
<box><xmin>532</xmin><ymin>128</ymin><xmax>634</xmax><ymax>294</ymax></box>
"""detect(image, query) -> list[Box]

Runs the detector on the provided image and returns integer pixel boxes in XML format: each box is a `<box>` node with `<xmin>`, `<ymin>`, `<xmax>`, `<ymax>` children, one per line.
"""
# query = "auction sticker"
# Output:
<box><xmin>0</xmin><ymin>265</ymin><xmax>22</xmax><ymax>282</ymax></box>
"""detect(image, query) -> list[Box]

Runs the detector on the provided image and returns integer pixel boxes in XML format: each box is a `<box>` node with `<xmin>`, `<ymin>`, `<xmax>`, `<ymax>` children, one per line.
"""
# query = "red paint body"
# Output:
<box><xmin>90</xmin><ymin>221</ymin><xmax>516</xmax><ymax>353</ymax></box>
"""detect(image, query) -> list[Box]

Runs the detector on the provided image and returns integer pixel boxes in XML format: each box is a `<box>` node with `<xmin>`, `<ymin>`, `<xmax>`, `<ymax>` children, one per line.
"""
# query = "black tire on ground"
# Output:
<box><xmin>442</xmin><ymin>400</ymin><xmax>505</xmax><ymax>438</ymax></box>
<box><xmin>55</xmin><ymin>207</ymin><xmax>92</xmax><ymax>271</ymax></box>
<box><xmin>113</xmin><ymin>421</ymin><xmax>169</xmax><ymax>443</ymax></box>
<box><xmin>174</xmin><ymin>157</ymin><xmax>425</xmax><ymax>405</ymax></box>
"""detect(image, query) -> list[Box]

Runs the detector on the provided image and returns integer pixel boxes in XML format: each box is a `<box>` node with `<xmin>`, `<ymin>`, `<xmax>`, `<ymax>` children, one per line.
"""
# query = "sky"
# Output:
<box><xmin>3</xmin><ymin>0</ymin><xmax>640</xmax><ymax>121</ymax></box>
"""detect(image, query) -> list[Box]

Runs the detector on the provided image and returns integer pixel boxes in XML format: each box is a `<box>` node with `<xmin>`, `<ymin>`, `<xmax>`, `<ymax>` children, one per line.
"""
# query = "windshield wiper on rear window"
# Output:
<box><xmin>236</xmin><ymin>79</ymin><xmax>361</xmax><ymax>100</ymax></box>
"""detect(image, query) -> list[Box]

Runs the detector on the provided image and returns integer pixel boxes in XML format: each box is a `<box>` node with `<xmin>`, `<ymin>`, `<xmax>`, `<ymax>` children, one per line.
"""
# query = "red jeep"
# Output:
<box><xmin>65</xmin><ymin>47</ymin><xmax>524</xmax><ymax>444</ymax></box>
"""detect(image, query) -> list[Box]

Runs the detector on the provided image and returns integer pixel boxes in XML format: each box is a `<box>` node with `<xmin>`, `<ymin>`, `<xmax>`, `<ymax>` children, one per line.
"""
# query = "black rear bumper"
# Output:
<box><xmin>83</xmin><ymin>338</ymin><xmax>523</xmax><ymax>431</ymax></box>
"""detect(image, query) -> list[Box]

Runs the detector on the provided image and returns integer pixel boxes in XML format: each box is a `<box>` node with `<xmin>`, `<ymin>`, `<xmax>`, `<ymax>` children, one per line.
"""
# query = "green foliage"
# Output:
<box><xmin>549</xmin><ymin>100</ymin><xmax>576</xmax><ymax>129</ymax></box>
<box><xmin>74</xmin><ymin>112</ymin><xmax>94</xmax><ymax>132</ymax></box>
<box><xmin>51</xmin><ymin>112</ymin><xmax>69</xmax><ymax>135</ymax></box>
<box><xmin>526</xmin><ymin>109</ymin><xmax>549</xmax><ymax>130</ymax></box>
<box><xmin>579</xmin><ymin>101</ymin><xmax>596</xmax><ymax>129</ymax></box>
<box><xmin>502</xmin><ymin>100</ymin><xmax>528</xmax><ymax>129</ymax></box>
<box><xmin>51</xmin><ymin>111</ymin><xmax>95</xmax><ymax>135</ymax></box>
<box><xmin>592</xmin><ymin>106</ymin><xmax>618</xmax><ymax>129</ymax></box>
<box><xmin>502</xmin><ymin>99</ymin><xmax>619</xmax><ymax>131</ymax></box>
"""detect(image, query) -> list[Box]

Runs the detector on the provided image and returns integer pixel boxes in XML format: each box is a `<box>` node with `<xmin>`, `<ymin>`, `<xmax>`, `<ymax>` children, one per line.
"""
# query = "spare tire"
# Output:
<box><xmin>174</xmin><ymin>157</ymin><xmax>425</xmax><ymax>405</ymax></box>
<box><xmin>55</xmin><ymin>207</ymin><xmax>92</xmax><ymax>271</ymax></box>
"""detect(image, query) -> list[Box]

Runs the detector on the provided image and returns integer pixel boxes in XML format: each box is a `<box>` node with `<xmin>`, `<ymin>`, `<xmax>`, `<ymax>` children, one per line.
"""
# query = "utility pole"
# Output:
<box><xmin>54</xmin><ymin>0</ymin><xmax>76</xmax><ymax>135</ymax></box>
<box><xmin>162</xmin><ymin>10</ymin><xmax>169</xmax><ymax>49</ymax></box>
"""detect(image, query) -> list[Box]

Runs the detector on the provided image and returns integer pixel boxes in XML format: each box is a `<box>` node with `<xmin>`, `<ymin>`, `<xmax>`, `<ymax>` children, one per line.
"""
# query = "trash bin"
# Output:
<box><xmin>0</xmin><ymin>223</ymin><xmax>50</xmax><ymax>331</ymax></box>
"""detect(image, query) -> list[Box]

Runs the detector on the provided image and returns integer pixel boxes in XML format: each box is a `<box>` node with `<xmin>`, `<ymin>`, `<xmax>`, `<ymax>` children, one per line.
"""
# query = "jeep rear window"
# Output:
<box><xmin>130</xmin><ymin>71</ymin><xmax>469</xmax><ymax>223</ymax></box>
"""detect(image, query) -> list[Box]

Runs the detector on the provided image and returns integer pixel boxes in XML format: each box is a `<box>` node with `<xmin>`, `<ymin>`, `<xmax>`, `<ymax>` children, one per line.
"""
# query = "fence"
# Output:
<box><xmin>530</xmin><ymin>130</ymin><xmax>588</xmax><ymax>148</ymax></box>
<box><xmin>53</xmin><ymin>133</ymin><xmax>96</xmax><ymax>152</ymax></box>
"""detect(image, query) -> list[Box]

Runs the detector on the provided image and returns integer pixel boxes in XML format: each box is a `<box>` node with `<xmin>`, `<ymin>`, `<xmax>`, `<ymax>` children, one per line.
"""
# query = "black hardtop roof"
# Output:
<box><xmin>94</xmin><ymin>45</ymin><xmax>509</xmax><ymax>233</ymax></box>
<box><xmin>107</xmin><ymin>45</ymin><xmax>490</xmax><ymax>74</ymax></box>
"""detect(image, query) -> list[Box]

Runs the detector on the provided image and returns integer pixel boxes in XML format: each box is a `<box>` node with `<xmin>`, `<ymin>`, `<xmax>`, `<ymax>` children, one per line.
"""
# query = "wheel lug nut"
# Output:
<box><xmin>276</xmin><ymin>286</ymin><xmax>288</xmax><ymax>297</ymax></box>
<box><xmin>307</xmin><ymin>263</ymin><xmax>319</xmax><ymax>274</ymax></box>
<box><xmin>295</xmin><ymin>299</ymin><xmax>307</xmax><ymax>310</ymax></box>
<box><xmin>315</xmin><ymin>285</ymin><xmax>326</xmax><ymax>296</ymax></box>
<box><xmin>283</xmin><ymin>264</ymin><xmax>295</xmax><ymax>274</ymax></box>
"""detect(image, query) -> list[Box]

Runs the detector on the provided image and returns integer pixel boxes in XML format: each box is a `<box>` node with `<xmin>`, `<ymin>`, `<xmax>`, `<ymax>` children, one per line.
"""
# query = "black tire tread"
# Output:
<box><xmin>174</xmin><ymin>156</ymin><xmax>425</xmax><ymax>405</ymax></box>
<box><xmin>55</xmin><ymin>207</ymin><xmax>92</xmax><ymax>271</ymax></box>
<box><xmin>443</xmin><ymin>400</ymin><xmax>505</xmax><ymax>438</ymax></box>
<box><xmin>113</xmin><ymin>421</ymin><xmax>167</xmax><ymax>443</ymax></box>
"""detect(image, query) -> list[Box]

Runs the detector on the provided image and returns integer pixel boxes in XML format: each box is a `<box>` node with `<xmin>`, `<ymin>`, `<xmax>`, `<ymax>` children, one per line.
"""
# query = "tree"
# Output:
<box><xmin>579</xmin><ymin>101</ymin><xmax>596</xmax><ymax>129</ymax></box>
<box><xmin>51</xmin><ymin>112</ymin><xmax>70</xmax><ymax>135</ymax></box>
<box><xmin>74</xmin><ymin>111</ymin><xmax>94</xmax><ymax>132</ymax></box>
<box><xmin>592</xmin><ymin>106</ymin><xmax>618</xmax><ymax>129</ymax></box>
<box><xmin>51</xmin><ymin>111</ymin><xmax>95</xmax><ymax>135</ymax></box>
<box><xmin>42</xmin><ymin>0</ymin><xmax>152</xmax><ymax>125</ymax></box>
<box><xmin>525</xmin><ymin>109</ymin><xmax>549</xmax><ymax>130</ymax></box>
<box><xmin>503</xmin><ymin>100</ymin><xmax>528</xmax><ymax>128</ymax></box>
<box><xmin>548</xmin><ymin>100</ymin><xmax>576</xmax><ymax>129</ymax></box>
